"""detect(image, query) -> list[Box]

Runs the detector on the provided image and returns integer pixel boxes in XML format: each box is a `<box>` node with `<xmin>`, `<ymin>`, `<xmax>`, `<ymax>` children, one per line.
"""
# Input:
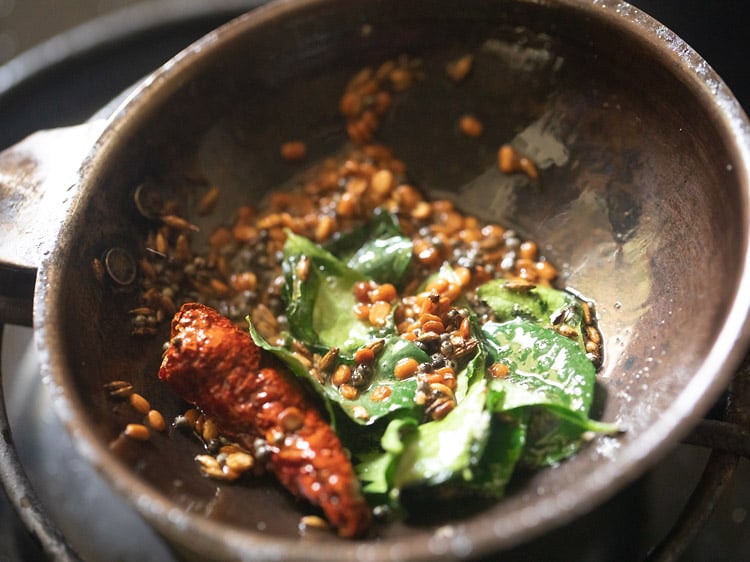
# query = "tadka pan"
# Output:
<box><xmin>2</xmin><ymin>0</ymin><xmax>750</xmax><ymax>560</ymax></box>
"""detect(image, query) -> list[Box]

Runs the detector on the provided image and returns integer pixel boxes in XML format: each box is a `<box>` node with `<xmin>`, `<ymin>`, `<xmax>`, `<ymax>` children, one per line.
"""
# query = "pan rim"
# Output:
<box><xmin>34</xmin><ymin>0</ymin><xmax>750</xmax><ymax>559</ymax></box>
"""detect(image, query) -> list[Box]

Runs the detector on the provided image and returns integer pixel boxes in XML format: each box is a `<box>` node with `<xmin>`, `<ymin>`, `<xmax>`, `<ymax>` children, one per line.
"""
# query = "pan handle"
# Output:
<box><xmin>0</xmin><ymin>120</ymin><xmax>107</xmax><ymax>326</ymax></box>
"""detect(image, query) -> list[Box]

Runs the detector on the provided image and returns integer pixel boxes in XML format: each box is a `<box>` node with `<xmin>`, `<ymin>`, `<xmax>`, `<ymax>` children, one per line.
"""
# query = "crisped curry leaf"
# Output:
<box><xmin>482</xmin><ymin>320</ymin><xmax>595</xmax><ymax>414</ymax></box>
<box><xmin>482</xmin><ymin>319</ymin><xmax>617</xmax><ymax>467</ymax></box>
<box><xmin>325</xmin><ymin>210</ymin><xmax>413</xmax><ymax>285</ymax></box>
<box><xmin>458</xmin><ymin>413</ymin><xmax>526</xmax><ymax>497</ymax></box>
<box><xmin>280</xmin><ymin>230</ymin><xmax>430</xmax><ymax>426</ymax></box>
<box><xmin>393</xmin><ymin>379</ymin><xmax>491</xmax><ymax>489</ymax></box>
<box><xmin>356</xmin><ymin>417</ymin><xmax>418</xmax><ymax>495</ymax></box>
<box><xmin>248</xmin><ymin>321</ymin><xmax>427</xmax><ymax>430</ymax></box>
<box><xmin>276</xmin><ymin>223</ymin><xmax>617</xmax><ymax>507</ymax></box>
<box><xmin>282</xmin><ymin>231</ymin><xmax>374</xmax><ymax>354</ymax></box>
<box><xmin>477</xmin><ymin>280</ymin><xmax>586</xmax><ymax>350</ymax></box>
<box><xmin>357</xmin><ymin>449</ymin><xmax>396</xmax><ymax>495</ymax></box>
<box><xmin>476</xmin><ymin>280</ymin><xmax>569</xmax><ymax>323</ymax></box>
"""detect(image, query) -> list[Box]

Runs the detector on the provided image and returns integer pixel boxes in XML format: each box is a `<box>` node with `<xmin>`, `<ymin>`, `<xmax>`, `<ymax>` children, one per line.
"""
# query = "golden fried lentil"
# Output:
<box><xmin>458</xmin><ymin>114</ymin><xmax>484</xmax><ymax>138</ymax></box>
<box><xmin>124</xmin><ymin>424</ymin><xmax>150</xmax><ymax>441</ymax></box>
<box><xmin>129</xmin><ymin>392</ymin><xmax>151</xmax><ymax>415</ymax></box>
<box><xmin>280</xmin><ymin>141</ymin><xmax>307</xmax><ymax>162</ymax></box>
<box><xmin>445</xmin><ymin>54</ymin><xmax>474</xmax><ymax>82</ymax></box>
<box><xmin>147</xmin><ymin>409</ymin><xmax>167</xmax><ymax>432</ymax></box>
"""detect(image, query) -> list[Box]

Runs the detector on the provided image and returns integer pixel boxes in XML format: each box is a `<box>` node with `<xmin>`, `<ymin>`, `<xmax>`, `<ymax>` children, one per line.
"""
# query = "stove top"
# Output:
<box><xmin>1</xmin><ymin>2</ymin><xmax>748</xmax><ymax>561</ymax></box>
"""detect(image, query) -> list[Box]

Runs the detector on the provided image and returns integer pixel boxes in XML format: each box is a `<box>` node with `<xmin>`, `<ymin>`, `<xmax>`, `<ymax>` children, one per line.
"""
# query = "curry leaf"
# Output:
<box><xmin>482</xmin><ymin>320</ymin><xmax>595</xmax><ymax>414</ymax></box>
<box><xmin>476</xmin><ymin>280</ymin><xmax>569</xmax><ymax>323</ymax></box>
<box><xmin>482</xmin><ymin>319</ymin><xmax>617</xmax><ymax>467</ymax></box>
<box><xmin>477</xmin><ymin>280</ymin><xmax>586</xmax><ymax>351</ymax></box>
<box><xmin>356</xmin><ymin>417</ymin><xmax>418</xmax><ymax>495</ymax></box>
<box><xmin>282</xmin><ymin>231</ymin><xmax>374</xmax><ymax>355</ymax></box>
<box><xmin>325</xmin><ymin>210</ymin><xmax>413</xmax><ymax>286</ymax></box>
<box><xmin>393</xmin><ymin>379</ymin><xmax>491</xmax><ymax>489</ymax></box>
<box><xmin>357</xmin><ymin>449</ymin><xmax>396</xmax><ymax>495</ymax></box>
<box><xmin>248</xmin><ymin>320</ymin><xmax>427</xmax><ymax>429</ymax></box>
<box><xmin>336</xmin><ymin>336</ymin><xmax>427</xmax><ymax>426</ymax></box>
<box><xmin>275</xmin><ymin>224</ymin><xmax>617</xmax><ymax>506</ymax></box>
<box><xmin>457</xmin><ymin>413</ymin><xmax>526</xmax><ymax>497</ymax></box>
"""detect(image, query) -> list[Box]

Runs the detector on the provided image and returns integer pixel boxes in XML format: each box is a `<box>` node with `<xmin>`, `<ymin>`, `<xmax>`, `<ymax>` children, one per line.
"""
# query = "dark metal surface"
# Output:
<box><xmin>684</xmin><ymin>419</ymin><xmax>750</xmax><ymax>458</ymax></box>
<box><xmin>0</xmin><ymin>1</ymin><xmax>266</xmax><ymax>147</ymax></box>
<box><xmin>0</xmin><ymin>0</ymin><xmax>748</xmax><ymax>556</ymax></box>
<box><xmin>0</xmin><ymin>323</ymin><xmax>81</xmax><ymax>561</ymax></box>
<box><xmin>648</xmin><ymin>357</ymin><xmax>750</xmax><ymax>561</ymax></box>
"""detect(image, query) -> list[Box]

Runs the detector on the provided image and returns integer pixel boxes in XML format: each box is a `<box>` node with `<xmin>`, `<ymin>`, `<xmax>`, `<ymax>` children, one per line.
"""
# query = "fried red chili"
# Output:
<box><xmin>158</xmin><ymin>302</ymin><xmax>371</xmax><ymax>538</ymax></box>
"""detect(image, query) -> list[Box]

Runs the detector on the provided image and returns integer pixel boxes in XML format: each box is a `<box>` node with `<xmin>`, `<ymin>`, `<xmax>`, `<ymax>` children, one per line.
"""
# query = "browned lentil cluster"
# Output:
<box><xmin>130</xmin><ymin>142</ymin><xmax>553</xmax><ymax>342</ymax></box>
<box><xmin>126</xmin><ymin>51</ymin><xmax>550</xmax><ymax>341</ymax></box>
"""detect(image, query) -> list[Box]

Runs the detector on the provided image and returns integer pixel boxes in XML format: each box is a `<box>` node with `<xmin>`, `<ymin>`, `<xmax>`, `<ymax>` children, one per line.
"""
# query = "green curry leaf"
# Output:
<box><xmin>248</xmin><ymin>321</ymin><xmax>427</xmax><ymax>429</ymax></box>
<box><xmin>393</xmin><ymin>379</ymin><xmax>491</xmax><ymax>489</ymax></box>
<box><xmin>461</xmin><ymin>413</ymin><xmax>526</xmax><ymax>497</ymax></box>
<box><xmin>482</xmin><ymin>319</ymin><xmax>617</xmax><ymax>467</ymax></box>
<box><xmin>476</xmin><ymin>280</ymin><xmax>568</xmax><ymax>323</ymax></box>
<box><xmin>482</xmin><ymin>320</ymin><xmax>595</xmax><ymax>414</ymax></box>
<box><xmin>272</xmin><ymin>223</ymin><xmax>617</xmax><ymax>509</ymax></box>
<box><xmin>356</xmin><ymin>417</ymin><xmax>418</xmax><ymax>495</ymax></box>
<box><xmin>336</xmin><ymin>336</ymin><xmax>427</xmax><ymax>426</ymax></box>
<box><xmin>282</xmin><ymin>231</ymin><xmax>374</xmax><ymax>355</ymax></box>
<box><xmin>325</xmin><ymin>210</ymin><xmax>413</xmax><ymax>286</ymax></box>
<box><xmin>477</xmin><ymin>280</ymin><xmax>586</xmax><ymax>351</ymax></box>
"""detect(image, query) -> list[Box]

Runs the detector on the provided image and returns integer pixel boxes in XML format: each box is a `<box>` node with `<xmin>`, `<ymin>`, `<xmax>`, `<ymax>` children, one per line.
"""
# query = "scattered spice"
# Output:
<box><xmin>111</xmin><ymin>44</ymin><xmax>611</xmax><ymax>536</ymax></box>
<box><xmin>197</xmin><ymin>185</ymin><xmax>221</xmax><ymax>215</ymax></box>
<box><xmin>446</xmin><ymin>54</ymin><xmax>474</xmax><ymax>82</ymax></box>
<box><xmin>280</xmin><ymin>140</ymin><xmax>307</xmax><ymax>162</ymax></box>
<box><xmin>124</xmin><ymin>423</ymin><xmax>150</xmax><ymax>442</ymax></box>
<box><xmin>458</xmin><ymin>114</ymin><xmax>483</xmax><ymax>137</ymax></box>
<box><xmin>129</xmin><ymin>392</ymin><xmax>151</xmax><ymax>415</ymax></box>
<box><xmin>147</xmin><ymin>409</ymin><xmax>167</xmax><ymax>432</ymax></box>
<box><xmin>498</xmin><ymin>143</ymin><xmax>539</xmax><ymax>179</ymax></box>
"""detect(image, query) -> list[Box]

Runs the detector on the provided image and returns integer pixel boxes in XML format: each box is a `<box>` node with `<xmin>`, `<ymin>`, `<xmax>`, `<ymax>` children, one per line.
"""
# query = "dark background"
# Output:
<box><xmin>633</xmin><ymin>0</ymin><xmax>748</xmax><ymax>106</ymax></box>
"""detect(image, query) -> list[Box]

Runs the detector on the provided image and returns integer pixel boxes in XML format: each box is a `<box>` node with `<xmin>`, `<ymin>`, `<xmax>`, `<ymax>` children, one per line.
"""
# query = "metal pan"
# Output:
<box><xmin>1</xmin><ymin>0</ymin><xmax>750</xmax><ymax>560</ymax></box>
